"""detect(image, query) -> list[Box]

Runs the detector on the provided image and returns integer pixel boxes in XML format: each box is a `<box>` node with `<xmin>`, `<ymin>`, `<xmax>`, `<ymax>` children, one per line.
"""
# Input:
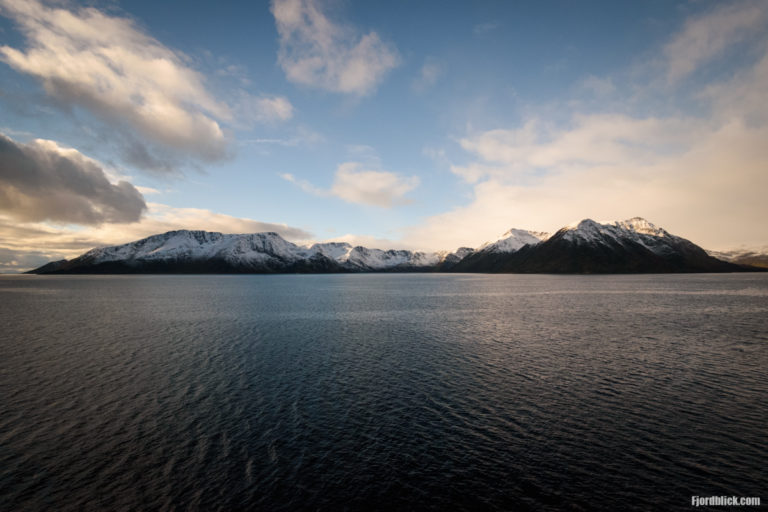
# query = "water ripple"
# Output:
<box><xmin>0</xmin><ymin>273</ymin><xmax>766</xmax><ymax>511</ymax></box>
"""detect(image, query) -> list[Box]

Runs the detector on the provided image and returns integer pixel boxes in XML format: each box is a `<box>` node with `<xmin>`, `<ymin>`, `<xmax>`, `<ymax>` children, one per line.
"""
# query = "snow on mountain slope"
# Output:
<box><xmin>449</xmin><ymin>216</ymin><xmax>747</xmax><ymax>274</ymax></box>
<box><xmin>71</xmin><ymin>218</ymin><xmax>682</xmax><ymax>272</ymax></box>
<box><xmin>438</xmin><ymin>247</ymin><xmax>475</xmax><ymax>264</ymax></box>
<box><xmin>78</xmin><ymin>230</ymin><xmax>439</xmax><ymax>271</ymax></box>
<box><xmin>707</xmin><ymin>247</ymin><xmax>768</xmax><ymax>268</ymax></box>
<box><xmin>559</xmin><ymin>217</ymin><xmax>680</xmax><ymax>255</ymax></box>
<box><xmin>344</xmin><ymin>246</ymin><xmax>439</xmax><ymax>269</ymax></box>
<box><xmin>83</xmin><ymin>231</ymin><xmax>294</xmax><ymax>265</ymax></box>
<box><xmin>304</xmin><ymin>241</ymin><xmax>355</xmax><ymax>261</ymax></box>
<box><xmin>33</xmin><ymin>217</ymin><xmax>753</xmax><ymax>274</ymax></box>
<box><xmin>478</xmin><ymin>228</ymin><xmax>550</xmax><ymax>253</ymax></box>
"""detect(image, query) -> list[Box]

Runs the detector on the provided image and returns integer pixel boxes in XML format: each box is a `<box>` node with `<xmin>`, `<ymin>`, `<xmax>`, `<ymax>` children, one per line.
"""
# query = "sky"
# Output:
<box><xmin>0</xmin><ymin>0</ymin><xmax>767</xmax><ymax>272</ymax></box>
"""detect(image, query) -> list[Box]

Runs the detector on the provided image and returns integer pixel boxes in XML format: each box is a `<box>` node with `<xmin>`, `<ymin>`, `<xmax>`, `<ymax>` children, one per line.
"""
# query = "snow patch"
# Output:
<box><xmin>478</xmin><ymin>228</ymin><xmax>550</xmax><ymax>254</ymax></box>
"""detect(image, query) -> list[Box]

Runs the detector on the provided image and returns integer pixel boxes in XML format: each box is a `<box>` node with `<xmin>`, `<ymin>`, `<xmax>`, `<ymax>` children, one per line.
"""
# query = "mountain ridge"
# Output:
<box><xmin>28</xmin><ymin>218</ymin><xmax>761</xmax><ymax>274</ymax></box>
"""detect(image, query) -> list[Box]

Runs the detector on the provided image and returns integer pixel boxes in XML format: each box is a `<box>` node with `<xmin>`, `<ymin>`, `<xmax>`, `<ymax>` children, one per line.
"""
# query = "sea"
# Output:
<box><xmin>1</xmin><ymin>273</ymin><xmax>766</xmax><ymax>511</ymax></box>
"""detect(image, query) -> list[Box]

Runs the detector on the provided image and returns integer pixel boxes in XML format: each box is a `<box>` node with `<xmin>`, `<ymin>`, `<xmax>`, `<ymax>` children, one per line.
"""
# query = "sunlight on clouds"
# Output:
<box><xmin>407</xmin><ymin>1</ymin><xmax>768</xmax><ymax>253</ymax></box>
<box><xmin>0</xmin><ymin>0</ymin><xmax>227</xmax><ymax>161</ymax></box>
<box><xmin>271</xmin><ymin>0</ymin><xmax>399</xmax><ymax>95</ymax></box>
<box><xmin>282</xmin><ymin>162</ymin><xmax>419</xmax><ymax>208</ymax></box>
<box><xmin>454</xmin><ymin>115</ymin><xmax>704</xmax><ymax>182</ymax></box>
<box><xmin>0</xmin><ymin>0</ymin><xmax>293</xmax><ymax>168</ymax></box>
<box><xmin>137</xmin><ymin>203</ymin><xmax>312</xmax><ymax>241</ymax></box>
<box><xmin>407</xmin><ymin>117</ymin><xmax>768</xmax><ymax>252</ymax></box>
<box><xmin>331</xmin><ymin>163</ymin><xmax>419</xmax><ymax>207</ymax></box>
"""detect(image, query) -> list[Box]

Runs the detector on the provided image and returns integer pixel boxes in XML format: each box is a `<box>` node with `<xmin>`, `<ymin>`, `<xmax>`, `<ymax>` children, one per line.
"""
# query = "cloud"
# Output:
<box><xmin>0</xmin><ymin>132</ymin><xmax>147</xmax><ymax>225</ymax></box>
<box><xmin>579</xmin><ymin>75</ymin><xmax>616</xmax><ymax>97</ymax></box>
<box><xmin>403</xmin><ymin>3</ymin><xmax>768</xmax><ymax>252</ymax></box>
<box><xmin>0</xmin><ymin>204</ymin><xmax>314</xmax><ymax>272</ymax></box>
<box><xmin>251</xmin><ymin>95</ymin><xmax>294</xmax><ymax>122</ymax></box>
<box><xmin>0</xmin><ymin>246</ymin><xmax>66</xmax><ymax>273</ymax></box>
<box><xmin>406</xmin><ymin>118</ymin><xmax>768</xmax><ymax>251</ymax></box>
<box><xmin>242</xmin><ymin>126</ymin><xmax>324</xmax><ymax>149</ymax></box>
<box><xmin>700</xmin><ymin>45</ymin><xmax>768</xmax><ymax>123</ymax></box>
<box><xmin>132</xmin><ymin>203</ymin><xmax>313</xmax><ymax>241</ymax></box>
<box><xmin>331</xmin><ymin>163</ymin><xmax>419</xmax><ymax>207</ymax></box>
<box><xmin>412</xmin><ymin>59</ymin><xmax>445</xmax><ymax>92</ymax></box>
<box><xmin>271</xmin><ymin>0</ymin><xmax>399</xmax><ymax>95</ymax></box>
<box><xmin>663</xmin><ymin>0</ymin><xmax>768</xmax><ymax>83</ymax></box>
<box><xmin>282</xmin><ymin>162</ymin><xmax>419</xmax><ymax>207</ymax></box>
<box><xmin>119</xmin><ymin>139</ymin><xmax>179</xmax><ymax>174</ymax></box>
<box><xmin>0</xmin><ymin>0</ymin><xmax>293</xmax><ymax>168</ymax></box>
<box><xmin>279</xmin><ymin>172</ymin><xmax>323</xmax><ymax>195</ymax></box>
<box><xmin>135</xmin><ymin>185</ymin><xmax>161</xmax><ymax>195</ymax></box>
<box><xmin>452</xmin><ymin>114</ymin><xmax>703</xmax><ymax>183</ymax></box>
<box><xmin>232</xmin><ymin>92</ymin><xmax>295</xmax><ymax>126</ymax></box>
<box><xmin>407</xmin><ymin>116</ymin><xmax>768</xmax><ymax>253</ymax></box>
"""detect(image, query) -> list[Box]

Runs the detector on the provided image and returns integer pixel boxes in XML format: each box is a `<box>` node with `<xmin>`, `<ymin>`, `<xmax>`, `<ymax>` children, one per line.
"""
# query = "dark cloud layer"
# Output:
<box><xmin>0</xmin><ymin>133</ymin><xmax>147</xmax><ymax>225</ymax></box>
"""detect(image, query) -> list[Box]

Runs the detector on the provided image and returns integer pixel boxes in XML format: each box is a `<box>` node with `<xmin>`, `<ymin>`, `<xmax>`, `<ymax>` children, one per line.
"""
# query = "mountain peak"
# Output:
<box><xmin>478</xmin><ymin>228</ymin><xmax>549</xmax><ymax>253</ymax></box>
<box><xmin>614</xmin><ymin>217</ymin><xmax>668</xmax><ymax>237</ymax></box>
<box><xmin>451</xmin><ymin>217</ymin><xmax>749</xmax><ymax>274</ymax></box>
<box><xmin>563</xmin><ymin>217</ymin><xmax>668</xmax><ymax>237</ymax></box>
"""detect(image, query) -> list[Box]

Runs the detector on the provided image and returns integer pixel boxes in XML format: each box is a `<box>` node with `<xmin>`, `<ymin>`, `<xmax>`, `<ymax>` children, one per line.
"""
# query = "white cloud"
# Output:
<box><xmin>453</xmin><ymin>114</ymin><xmax>704</xmax><ymax>182</ymax></box>
<box><xmin>412</xmin><ymin>59</ymin><xmax>444</xmax><ymax>92</ymax></box>
<box><xmin>282</xmin><ymin>162</ymin><xmax>420</xmax><ymax>208</ymax></box>
<box><xmin>331</xmin><ymin>163</ymin><xmax>419</xmax><ymax>207</ymax></box>
<box><xmin>404</xmin><ymin>3</ymin><xmax>768</xmax><ymax>252</ymax></box>
<box><xmin>663</xmin><ymin>0</ymin><xmax>768</xmax><ymax>83</ymax></box>
<box><xmin>235</xmin><ymin>93</ymin><xmax>295</xmax><ymax>125</ymax></box>
<box><xmin>407</xmin><ymin>118</ymin><xmax>768</xmax><ymax>252</ymax></box>
<box><xmin>134</xmin><ymin>186</ymin><xmax>161</xmax><ymax>195</ymax></box>
<box><xmin>279</xmin><ymin>172</ymin><xmax>323</xmax><ymax>195</ymax></box>
<box><xmin>271</xmin><ymin>0</ymin><xmax>399</xmax><ymax>95</ymax></box>
<box><xmin>0</xmin><ymin>0</ymin><xmax>293</xmax><ymax>167</ymax></box>
<box><xmin>407</xmin><ymin>111</ymin><xmax>768</xmax><ymax>252</ymax></box>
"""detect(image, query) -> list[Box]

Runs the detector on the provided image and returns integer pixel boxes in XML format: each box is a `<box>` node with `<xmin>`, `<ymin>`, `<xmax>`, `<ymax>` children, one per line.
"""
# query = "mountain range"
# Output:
<box><xmin>28</xmin><ymin>217</ymin><xmax>761</xmax><ymax>274</ymax></box>
<box><xmin>706</xmin><ymin>248</ymin><xmax>768</xmax><ymax>269</ymax></box>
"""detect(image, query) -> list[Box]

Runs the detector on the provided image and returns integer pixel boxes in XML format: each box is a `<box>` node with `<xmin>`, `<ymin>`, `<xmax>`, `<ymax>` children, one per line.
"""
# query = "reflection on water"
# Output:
<box><xmin>1</xmin><ymin>273</ymin><xmax>767</xmax><ymax>511</ymax></box>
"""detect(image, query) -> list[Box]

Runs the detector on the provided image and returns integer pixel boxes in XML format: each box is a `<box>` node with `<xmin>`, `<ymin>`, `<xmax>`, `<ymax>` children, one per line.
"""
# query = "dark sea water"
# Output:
<box><xmin>1</xmin><ymin>274</ymin><xmax>766</xmax><ymax>511</ymax></box>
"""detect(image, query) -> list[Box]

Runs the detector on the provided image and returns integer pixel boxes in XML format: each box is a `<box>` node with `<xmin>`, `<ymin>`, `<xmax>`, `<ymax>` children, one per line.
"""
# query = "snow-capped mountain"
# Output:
<box><xmin>559</xmin><ymin>217</ymin><xmax>678</xmax><ymax>250</ymax></box>
<box><xmin>477</xmin><ymin>228</ymin><xmax>550</xmax><ymax>253</ymax></box>
<box><xmin>451</xmin><ymin>217</ymin><xmax>748</xmax><ymax>273</ymax></box>
<box><xmin>437</xmin><ymin>247</ymin><xmax>475</xmax><ymax>268</ymax></box>
<box><xmin>29</xmin><ymin>218</ymin><xmax>759</xmax><ymax>274</ymax></box>
<box><xmin>707</xmin><ymin>247</ymin><xmax>768</xmax><ymax>269</ymax></box>
<box><xmin>34</xmin><ymin>230</ymin><xmax>441</xmax><ymax>274</ymax></box>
